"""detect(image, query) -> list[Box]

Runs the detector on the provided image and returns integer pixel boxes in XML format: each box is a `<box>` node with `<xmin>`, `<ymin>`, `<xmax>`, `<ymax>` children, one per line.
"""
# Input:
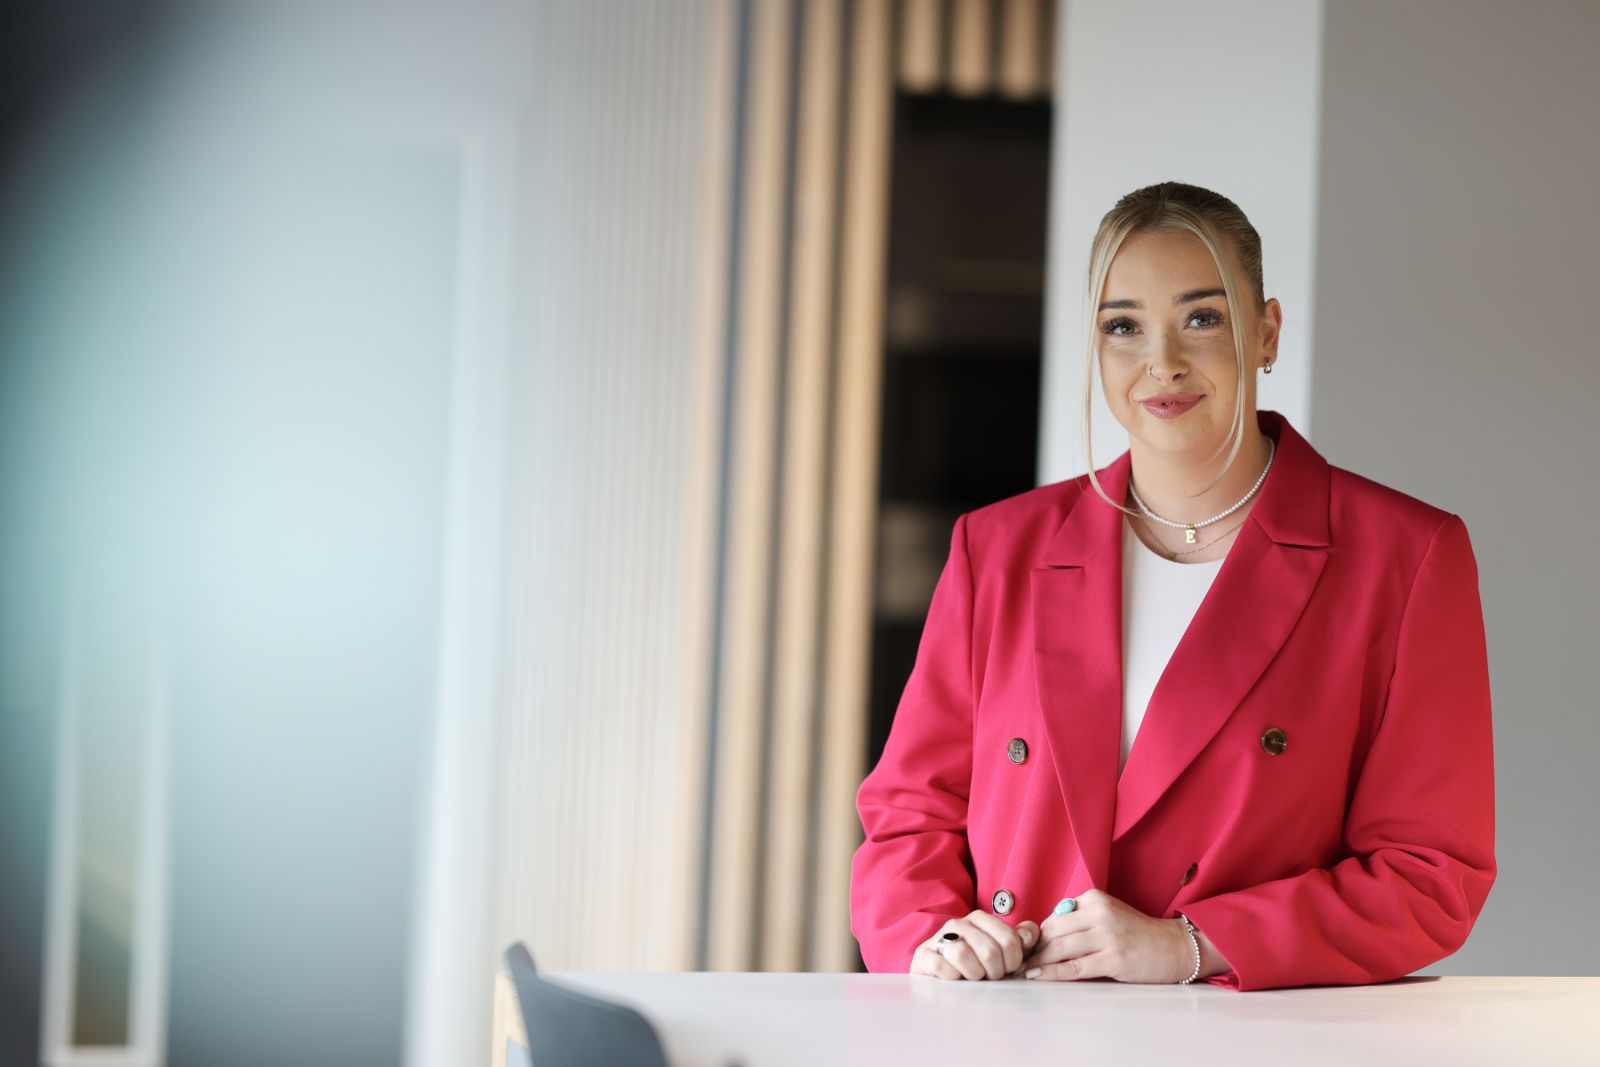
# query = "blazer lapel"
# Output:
<box><xmin>1030</xmin><ymin>451</ymin><xmax>1129</xmax><ymax>892</ymax></box>
<box><xmin>1030</xmin><ymin>411</ymin><xmax>1331</xmax><ymax>890</ymax></box>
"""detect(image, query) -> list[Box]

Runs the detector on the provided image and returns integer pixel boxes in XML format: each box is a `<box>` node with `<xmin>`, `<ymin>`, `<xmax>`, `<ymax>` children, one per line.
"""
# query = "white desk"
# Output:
<box><xmin>518</xmin><ymin>971</ymin><xmax>1599</xmax><ymax>1066</ymax></box>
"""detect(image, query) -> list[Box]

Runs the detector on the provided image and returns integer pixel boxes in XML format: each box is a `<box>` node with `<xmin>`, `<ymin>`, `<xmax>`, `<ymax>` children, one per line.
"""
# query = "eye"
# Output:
<box><xmin>1188</xmin><ymin>308</ymin><xmax>1225</xmax><ymax>329</ymax></box>
<box><xmin>1101</xmin><ymin>316</ymin><xmax>1136</xmax><ymax>336</ymax></box>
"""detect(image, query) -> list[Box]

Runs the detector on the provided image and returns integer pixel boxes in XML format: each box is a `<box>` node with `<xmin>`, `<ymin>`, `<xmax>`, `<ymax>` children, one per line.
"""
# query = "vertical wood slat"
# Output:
<box><xmin>948</xmin><ymin>0</ymin><xmax>991</xmax><ymax>96</ymax></box>
<box><xmin>903</xmin><ymin>0</ymin><xmax>1057</xmax><ymax>97</ymax></box>
<box><xmin>998</xmin><ymin>0</ymin><xmax>1041</xmax><ymax>98</ymax></box>
<box><xmin>1038</xmin><ymin>0</ymin><xmax>1057</xmax><ymax>93</ymax></box>
<box><xmin>761</xmin><ymin>0</ymin><xmax>843</xmax><ymax>972</ymax></box>
<box><xmin>814</xmin><ymin>0</ymin><xmax>894</xmax><ymax>973</ymax></box>
<box><xmin>666</xmin><ymin>0</ymin><xmax>738</xmax><ymax>973</ymax></box>
<box><xmin>899</xmin><ymin>0</ymin><xmax>942</xmax><ymax>92</ymax></box>
<box><xmin>706</xmin><ymin>0</ymin><xmax>794</xmax><ymax>972</ymax></box>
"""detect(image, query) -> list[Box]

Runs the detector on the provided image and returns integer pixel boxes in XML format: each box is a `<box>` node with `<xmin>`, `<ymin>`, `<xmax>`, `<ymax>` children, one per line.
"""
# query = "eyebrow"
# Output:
<box><xmin>1098</xmin><ymin>287</ymin><xmax>1226</xmax><ymax>312</ymax></box>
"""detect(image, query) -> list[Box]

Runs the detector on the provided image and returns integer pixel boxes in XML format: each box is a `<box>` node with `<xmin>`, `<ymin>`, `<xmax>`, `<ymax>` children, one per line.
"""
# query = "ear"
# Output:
<box><xmin>1259</xmin><ymin>297</ymin><xmax>1283</xmax><ymax>358</ymax></box>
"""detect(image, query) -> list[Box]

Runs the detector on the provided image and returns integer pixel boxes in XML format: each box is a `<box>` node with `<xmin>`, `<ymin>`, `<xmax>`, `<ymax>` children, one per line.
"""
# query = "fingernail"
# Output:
<box><xmin>1025</xmin><ymin>968</ymin><xmax>1042</xmax><ymax>980</ymax></box>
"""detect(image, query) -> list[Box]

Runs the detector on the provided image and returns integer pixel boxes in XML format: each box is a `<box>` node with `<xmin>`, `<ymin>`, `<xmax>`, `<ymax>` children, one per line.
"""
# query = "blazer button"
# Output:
<box><xmin>1260</xmin><ymin>727</ymin><xmax>1288</xmax><ymax>756</ymax></box>
<box><xmin>1007</xmin><ymin>737</ymin><xmax>1028</xmax><ymax>764</ymax></box>
<box><xmin>1180</xmin><ymin>861</ymin><xmax>1198</xmax><ymax>887</ymax></box>
<box><xmin>991</xmin><ymin>888</ymin><xmax>1015</xmax><ymax>915</ymax></box>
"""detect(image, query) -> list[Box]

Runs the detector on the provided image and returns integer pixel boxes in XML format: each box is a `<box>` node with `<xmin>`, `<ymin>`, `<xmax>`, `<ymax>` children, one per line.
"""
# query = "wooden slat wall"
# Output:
<box><xmin>706</xmin><ymin>0</ymin><xmax>794</xmax><ymax>972</ymax></box>
<box><xmin>674</xmin><ymin>0</ymin><xmax>740</xmax><ymax>979</ymax></box>
<box><xmin>950</xmin><ymin>0</ymin><xmax>992</xmax><ymax>95</ymax></box>
<box><xmin>707</xmin><ymin>0</ymin><xmax>898</xmax><ymax>975</ymax></box>
<box><xmin>493</xmin><ymin>0</ymin><xmax>1058</xmax><ymax>981</ymax></box>
<box><xmin>760</xmin><ymin>0</ymin><xmax>844</xmax><ymax>972</ymax></box>
<box><xmin>900</xmin><ymin>0</ymin><xmax>1057</xmax><ymax>98</ymax></box>
<box><xmin>704</xmin><ymin>0</ymin><xmax>902</xmax><ymax>979</ymax></box>
<box><xmin>709</xmin><ymin>0</ymin><xmax>1063</xmax><ymax>969</ymax></box>
<box><xmin>813</xmin><ymin>0</ymin><xmax>894</xmax><ymax>974</ymax></box>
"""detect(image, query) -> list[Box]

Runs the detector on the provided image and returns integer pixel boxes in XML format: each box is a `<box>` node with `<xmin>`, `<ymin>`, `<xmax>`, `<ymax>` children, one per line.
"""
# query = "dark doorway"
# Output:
<box><xmin>867</xmin><ymin>91</ymin><xmax>1052</xmax><ymax>780</ymax></box>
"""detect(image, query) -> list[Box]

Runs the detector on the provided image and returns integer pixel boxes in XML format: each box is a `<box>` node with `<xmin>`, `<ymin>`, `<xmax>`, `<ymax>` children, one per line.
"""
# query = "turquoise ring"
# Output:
<box><xmin>1054</xmin><ymin>897</ymin><xmax>1077</xmax><ymax>916</ymax></box>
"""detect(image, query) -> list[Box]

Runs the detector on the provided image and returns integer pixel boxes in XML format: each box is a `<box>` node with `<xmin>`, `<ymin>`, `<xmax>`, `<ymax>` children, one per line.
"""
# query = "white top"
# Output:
<box><xmin>1120</xmin><ymin>516</ymin><xmax>1224</xmax><ymax>775</ymax></box>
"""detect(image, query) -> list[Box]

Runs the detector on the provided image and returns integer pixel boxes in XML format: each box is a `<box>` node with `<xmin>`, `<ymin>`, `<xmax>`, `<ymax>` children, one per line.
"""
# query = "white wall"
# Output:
<box><xmin>1039</xmin><ymin>0</ymin><xmax>1324</xmax><ymax>483</ymax></box>
<box><xmin>1042</xmin><ymin>0</ymin><xmax>1600</xmax><ymax>980</ymax></box>
<box><xmin>1309</xmin><ymin>0</ymin><xmax>1600</xmax><ymax>977</ymax></box>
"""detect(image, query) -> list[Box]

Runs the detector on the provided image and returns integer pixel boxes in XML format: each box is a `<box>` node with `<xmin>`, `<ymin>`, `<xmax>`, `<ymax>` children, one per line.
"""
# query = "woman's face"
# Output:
<box><xmin>1096</xmin><ymin>227</ymin><xmax>1280</xmax><ymax>461</ymax></box>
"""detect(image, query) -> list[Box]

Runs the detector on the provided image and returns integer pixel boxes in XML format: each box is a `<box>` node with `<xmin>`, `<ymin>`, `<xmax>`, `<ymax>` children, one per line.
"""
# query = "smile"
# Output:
<box><xmin>1139</xmin><ymin>394</ymin><xmax>1203</xmax><ymax>420</ymax></box>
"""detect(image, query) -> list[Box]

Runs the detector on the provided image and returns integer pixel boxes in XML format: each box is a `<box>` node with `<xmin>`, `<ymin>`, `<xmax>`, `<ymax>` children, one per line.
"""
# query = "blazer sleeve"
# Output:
<box><xmin>1176</xmin><ymin>512</ymin><xmax>1497</xmax><ymax>991</ymax></box>
<box><xmin>849</xmin><ymin>511</ymin><xmax>979</xmax><ymax>972</ymax></box>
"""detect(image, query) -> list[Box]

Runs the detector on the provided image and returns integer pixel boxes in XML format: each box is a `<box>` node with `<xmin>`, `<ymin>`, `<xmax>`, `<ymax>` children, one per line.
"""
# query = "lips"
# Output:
<box><xmin>1139</xmin><ymin>393</ymin><xmax>1203</xmax><ymax>419</ymax></box>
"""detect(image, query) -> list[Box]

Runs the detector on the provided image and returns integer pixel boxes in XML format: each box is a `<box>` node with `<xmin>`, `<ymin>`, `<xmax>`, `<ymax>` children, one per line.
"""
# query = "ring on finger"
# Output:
<box><xmin>930</xmin><ymin>931</ymin><xmax>961</xmax><ymax>956</ymax></box>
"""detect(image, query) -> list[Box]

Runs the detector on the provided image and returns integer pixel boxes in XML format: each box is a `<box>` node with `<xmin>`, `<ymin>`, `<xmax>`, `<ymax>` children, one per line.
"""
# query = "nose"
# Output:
<box><xmin>1146</xmin><ymin>329</ymin><xmax>1189</xmax><ymax>384</ymax></box>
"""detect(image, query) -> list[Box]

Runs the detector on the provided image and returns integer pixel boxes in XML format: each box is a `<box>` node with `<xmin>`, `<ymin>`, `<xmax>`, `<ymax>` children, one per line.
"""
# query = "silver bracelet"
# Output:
<box><xmin>1175</xmin><ymin>913</ymin><xmax>1202</xmax><ymax>984</ymax></box>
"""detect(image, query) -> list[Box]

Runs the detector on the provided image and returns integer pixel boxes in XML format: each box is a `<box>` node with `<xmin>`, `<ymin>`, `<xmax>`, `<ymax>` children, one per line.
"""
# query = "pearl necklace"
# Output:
<box><xmin>1128</xmin><ymin>437</ymin><xmax>1275</xmax><ymax>545</ymax></box>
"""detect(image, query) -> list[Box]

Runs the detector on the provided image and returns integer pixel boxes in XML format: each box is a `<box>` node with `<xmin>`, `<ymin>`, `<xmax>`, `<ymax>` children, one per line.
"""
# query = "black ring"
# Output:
<box><xmin>939</xmin><ymin>932</ymin><xmax>960</xmax><ymax>942</ymax></box>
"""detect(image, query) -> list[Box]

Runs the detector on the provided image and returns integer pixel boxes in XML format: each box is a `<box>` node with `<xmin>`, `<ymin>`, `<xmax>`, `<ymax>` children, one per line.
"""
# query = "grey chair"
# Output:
<box><xmin>496</xmin><ymin>942</ymin><xmax>671</xmax><ymax>1067</ymax></box>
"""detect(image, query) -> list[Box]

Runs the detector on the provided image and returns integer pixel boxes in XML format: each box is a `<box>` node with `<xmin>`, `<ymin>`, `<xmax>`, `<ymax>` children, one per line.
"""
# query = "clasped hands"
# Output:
<box><xmin>910</xmin><ymin>888</ymin><xmax>1195</xmax><ymax>984</ymax></box>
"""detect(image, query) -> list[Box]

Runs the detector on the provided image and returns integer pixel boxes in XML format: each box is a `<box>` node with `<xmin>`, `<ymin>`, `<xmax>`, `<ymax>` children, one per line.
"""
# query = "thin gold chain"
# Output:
<box><xmin>1134</xmin><ymin>510</ymin><xmax>1249</xmax><ymax>561</ymax></box>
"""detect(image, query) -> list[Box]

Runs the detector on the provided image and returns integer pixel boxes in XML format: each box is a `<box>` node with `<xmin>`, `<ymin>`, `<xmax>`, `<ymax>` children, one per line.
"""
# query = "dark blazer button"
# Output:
<box><xmin>991</xmin><ymin>888</ymin><xmax>1015</xmax><ymax>915</ymax></box>
<box><xmin>1260</xmin><ymin>727</ymin><xmax>1288</xmax><ymax>756</ymax></box>
<box><xmin>1180</xmin><ymin>861</ymin><xmax>1198</xmax><ymax>886</ymax></box>
<box><xmin>1007</xmin><ymin>737</ymin><xmax>1028</xmax><ymax>765</ymax></box>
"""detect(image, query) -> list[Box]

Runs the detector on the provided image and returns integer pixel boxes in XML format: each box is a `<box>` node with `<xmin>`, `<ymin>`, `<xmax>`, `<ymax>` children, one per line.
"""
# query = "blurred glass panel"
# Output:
<box><xmin>42</xmin><ymin>595</ymin><xmax>165</xmax><ymax>1057</ymax></box>
<box><xmin>70</xmin><ymin>627</ymin><xmax>146</xmax><ymax>1046</ymax></box>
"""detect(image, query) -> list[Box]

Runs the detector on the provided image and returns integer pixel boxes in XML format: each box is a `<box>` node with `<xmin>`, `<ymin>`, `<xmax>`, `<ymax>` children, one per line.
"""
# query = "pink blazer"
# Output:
<box><xmin>849</xmin><ymin>409</ymin><xmax>1496</xmax><ymax>990</ymax></box>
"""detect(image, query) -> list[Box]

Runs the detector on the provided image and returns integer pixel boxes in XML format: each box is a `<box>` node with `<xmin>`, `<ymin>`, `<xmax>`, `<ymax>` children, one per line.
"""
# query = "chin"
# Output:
<box><xmin>1132</xmin><ymin>417</ymin><xmax>1221</xmax><ymax>454</ymax></box>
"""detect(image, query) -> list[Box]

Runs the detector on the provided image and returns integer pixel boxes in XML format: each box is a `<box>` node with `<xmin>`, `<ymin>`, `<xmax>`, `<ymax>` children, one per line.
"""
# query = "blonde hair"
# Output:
<box><xmin>1081</xmin><ymin>181</ymin><xmax>1267</xmax><ymax>515</ymax></box>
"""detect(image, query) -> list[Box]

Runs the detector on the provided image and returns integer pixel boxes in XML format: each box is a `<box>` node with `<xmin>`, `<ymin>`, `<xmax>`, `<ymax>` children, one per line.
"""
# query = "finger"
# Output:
<box><xmin>912</xmin><ymin>945</ymin><xmax>966</xmax><ymax>980</ymax></box>
<box><xmin>1025</xmin><ymin>951</ymin><xmax>1107</xmax><ymax>982</ymax></box>
<box><xmin>1055</xmin><ymin>890</ymin><xmax>1108</xmax><ymax>920</ymax></box>
<box><xmin>950</xmin><ymin>918</ymin><xmax>1010</xmax><ymax>981</ymax></box>
<box><xmin>941</xmin><ymin>936</ymin><xmax>989</xmax><ymax>981</ymax></box>
<box><xmin>925</xmin><ymin>922</ymin><xmax>990</xmax><ymax>981</ymax></box>
<box><xmin>1022</xmin><ymin>928</ymin><xmax>1097</xmax><ymax>971</ymax></box>
<box><xmin>1040</xmin><ymin>904</ymin><xmax>1090</xmax><ymax>941</ymax></box>
<box><xmin>1005</xmin><ymin>925</ymin><xmax>1041</xmax><ymax>977</ymax></box>
<box><xmin>921</xmin><ymin>921</ymin><xmax>992</xmax><ymax>985</ymax></box>
<box><xmin>964</xmin><ymin>912</ymin><xmax>1027</xmax><ymax>976</ymax></box>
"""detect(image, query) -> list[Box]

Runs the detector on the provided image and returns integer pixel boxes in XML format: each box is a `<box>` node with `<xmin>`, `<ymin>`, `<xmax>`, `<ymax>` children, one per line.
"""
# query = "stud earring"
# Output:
<box><xmin>1263</xmin><ymin>360</ymin><xmax>1273</xmax><ymax>374</ymax></box>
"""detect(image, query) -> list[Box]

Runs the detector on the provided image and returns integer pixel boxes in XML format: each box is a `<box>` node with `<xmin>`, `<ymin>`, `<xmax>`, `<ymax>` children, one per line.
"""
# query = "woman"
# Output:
<box><xmin>848</xmin><ymin>181</ymin><xmax>1496</xmax><ymax>991</ymax></box>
